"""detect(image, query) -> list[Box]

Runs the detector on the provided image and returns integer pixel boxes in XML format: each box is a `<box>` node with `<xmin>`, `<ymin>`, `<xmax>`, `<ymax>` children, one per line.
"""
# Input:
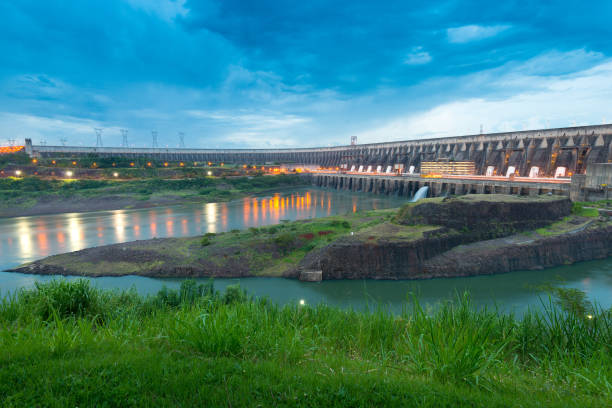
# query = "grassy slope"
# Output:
<box><xmin>0</xmin><ymin>280</ymin><xmax>610</xmax><ymax>407</ymax></box>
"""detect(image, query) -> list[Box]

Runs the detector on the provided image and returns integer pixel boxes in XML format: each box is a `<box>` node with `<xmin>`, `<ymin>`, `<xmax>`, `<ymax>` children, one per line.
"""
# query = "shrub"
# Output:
<box><xmin>23</xmin><ymin>279</ymin><xmax>102</xmax><ymax>321</ymax></box>
<box><xmin>275</xmin><ymin>232</ymin><xmax>297</xmax><ymax>254</ymax></box>
<box><xmin>154</xmin><ymin>279</ymin><xmax>215</xmax><ymax>307</ymax></box>
<box><xmin>201</xmin><ymin>237</ymin><xmax>211</xmax><ymax>246</ymax></box>
<box><xmin>222</xmin><ymin>283</ymin><xmax>247</xmax><ymax>304</ymax></box>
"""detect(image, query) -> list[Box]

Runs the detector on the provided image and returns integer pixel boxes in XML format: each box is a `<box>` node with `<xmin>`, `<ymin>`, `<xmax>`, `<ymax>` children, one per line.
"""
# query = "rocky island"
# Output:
<box><xmin>10</xmin><ymin>194</ymin><xmax>612</xmax><ymax>280</ymax></box>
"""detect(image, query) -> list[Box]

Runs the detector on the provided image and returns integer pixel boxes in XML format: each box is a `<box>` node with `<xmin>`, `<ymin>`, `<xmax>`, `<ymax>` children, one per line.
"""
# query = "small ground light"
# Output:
<box><xmin>65</xmin><ymin>171</ymin><xmax>73</xmax><ymax>177</ymax></box>
<box><xmin>147</xmin><ymin>162</ymin><xmax>152</xmax><ymax>167</ymax></box>
<box><xmin>52</xmin><ymin>160</ymin><xmax>56</xmax><ymax>165</ymax></box>
<box><xmin>32</xmin><ymin>159</ymin><xmax>37</xmax><ymax>164</ymax></box>
<box><xmin>587</xmin><ymin>314</ymin><xmax>593</xmax><ymax>319</ymax></box>
<box><xmin>72</xmin><ymin>161</ymin><xmax>77</xmax><ymax>165</ymax></box>
<box><xmin>299</xmin><ymin>299</ymin><xmax>305</xmax><ymax>306</ymax></box>
<box><xmin>113</xmin><ymin>172</ymin><xmax>119</xmax><ymax>177</ymax></box>
<box><xmin>164</xmin><ymin>162</ymin><xmax>168</xmax><ymax>167</ymax></box>
<box><xmin>15</xmin><ymin>170</ymin><xmax>22</xmax><ymax>176</ymax></box>
<box><xmin>130</xmin><ymin>162</ymin><xmax>135</xmax><ymax>167</ymax></box>
<box><xmin>207</xmin><ymin>171</ymin><xmax>212</xmax><ymax>176</ymax></box>
<box><xmin>179</xmin><ymin>162</ymin><xmax>184</xmax><ymax>167</ymax></box>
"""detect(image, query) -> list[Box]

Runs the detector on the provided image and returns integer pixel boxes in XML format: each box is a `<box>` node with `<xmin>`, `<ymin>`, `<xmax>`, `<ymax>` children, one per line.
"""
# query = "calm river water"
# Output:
<box><xmin>1</xmin><ymin>188</ymin><xmax>611</xmax><ymax>314</ymax></box>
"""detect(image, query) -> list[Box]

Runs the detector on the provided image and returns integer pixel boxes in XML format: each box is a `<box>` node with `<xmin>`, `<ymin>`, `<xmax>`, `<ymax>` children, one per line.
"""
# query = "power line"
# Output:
<box><xmin>151</xmin><ymin>130</ymin><xmax>158</xmax><ymax>148</ymax></box>
<box><xmin>94</xmin><ymin>128</ymin><xmax>103</xmax><ymax>147</ymax></box>
<box><xmin>120</xmin><ymin>129</ymin><xmax>129</xmax><ymax>147</ymax></box>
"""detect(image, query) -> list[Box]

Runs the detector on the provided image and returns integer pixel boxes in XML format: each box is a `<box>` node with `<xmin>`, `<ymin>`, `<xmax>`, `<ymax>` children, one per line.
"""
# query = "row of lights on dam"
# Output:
<box><xmin>12</xmin><ymin>169</ymin><xmax>213</xmax><ymax>178</ymax></box>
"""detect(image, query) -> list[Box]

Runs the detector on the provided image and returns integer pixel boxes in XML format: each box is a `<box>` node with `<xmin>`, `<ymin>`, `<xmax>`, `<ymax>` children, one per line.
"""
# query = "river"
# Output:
<box><xmin>1</xmin><ymin>187</ymin><xmax>611</xmax><ymax>314</ymax></box>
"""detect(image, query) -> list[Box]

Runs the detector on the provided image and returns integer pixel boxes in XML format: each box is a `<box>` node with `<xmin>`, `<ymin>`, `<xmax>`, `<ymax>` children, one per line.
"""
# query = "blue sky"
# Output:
<box><xmin>1</xmin><ymin>0</ymin><xmax>612</xmax><ymax>148</ymax></box>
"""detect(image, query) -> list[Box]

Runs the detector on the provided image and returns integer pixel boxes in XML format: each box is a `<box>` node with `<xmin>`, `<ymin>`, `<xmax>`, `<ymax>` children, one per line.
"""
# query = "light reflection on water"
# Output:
<box><xmin>0</xmin><ymin>187</ymin><xmax>610</xmax><ymax>314</ymax></box>
<box><xmin>0</xmin><ymin>188</ymin><xmax>399</xmax><ymax>273</ymax></box>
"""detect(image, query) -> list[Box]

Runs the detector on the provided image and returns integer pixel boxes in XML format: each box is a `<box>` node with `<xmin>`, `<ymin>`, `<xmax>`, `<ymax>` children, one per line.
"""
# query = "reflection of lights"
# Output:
<box><xmin>205</xmin><ymin>202</ymin><xmax>217</xmax><ymax>233</ymax></box>
<box><xmin>17</xmin><ymin>218</ymin><xmax>33</xmax><ymax>258</ymax></box>
<box><xmin>113</xmin><ymin>211</ymin><xmax>126</xmax><ymax>242</ymax></box>
<box><xmin>67</xmin><ymin>214</ymin><xmax>82</xmax><ymax>251</ymax></box>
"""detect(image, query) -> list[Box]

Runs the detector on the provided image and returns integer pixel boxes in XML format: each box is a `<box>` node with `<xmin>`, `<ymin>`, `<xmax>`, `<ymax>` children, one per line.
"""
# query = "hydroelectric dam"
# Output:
<box><xmin>23</xmin><ymin>124</ymin><xmax>612</xmax><ymax>201</ymax></box>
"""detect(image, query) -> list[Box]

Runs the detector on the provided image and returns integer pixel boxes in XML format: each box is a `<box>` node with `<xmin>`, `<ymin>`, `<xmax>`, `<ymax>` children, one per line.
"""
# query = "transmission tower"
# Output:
<box><xmin>151</xmin><ymin>130</ymin><xmax>158</xmax><ymax>148</ymax></box>
<box><xmin>350</xmin><ymin>136</ymin><xmax>357</xmax><ymax>145</ymax></box>
<box><xmin>40</xmin><ymin>139</ymin><xmax>47</xmax><ymax>146</ymax></box>
<box><xmin>178</xmin><ymin>132</ymin><xmax>185</xmax><ymax>148</ymax></box>
<box><xmin>60</xmin><ymin>137</ymin><xmax>67</xmax><ymax>146</ymax></box>
<box><xmin>7</xmin><ymin>138</ymin><xmax>15</xmax><ymax>146</ymax></box>
<box><xmin>120</xmin><ymin>129</ymin><xmax>129</xmax><ymax>147</ymax></box>
<box><xmin>94</xmin><ymin>128</ymin><xmax>103</xmax><ymax>147</ymax></box>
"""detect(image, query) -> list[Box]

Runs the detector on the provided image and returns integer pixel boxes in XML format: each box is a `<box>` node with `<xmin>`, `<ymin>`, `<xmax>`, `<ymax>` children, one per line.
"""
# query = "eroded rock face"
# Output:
<box><xmin>299</xmin><ymin>230</ymin><xmax>466</xmax><ymax>280</ymax></box>
<box><xmin>422</xmin><ymin>225</ymin><xmax>612</xmax><ymax>278</ymax></box>
<box><xmin>396</xmin><ymin>195</ymin><xmax>572</xmax><ymax>240</ymax></box>
<box><xmin>298</xmin><ymin>196</ymin><xmax>602</xmax><ymax>280</ymax></box>
<box><xmin>298</xmin><ymin>224</ymin><xmax>611</xmax><ymax>280</ymax></box>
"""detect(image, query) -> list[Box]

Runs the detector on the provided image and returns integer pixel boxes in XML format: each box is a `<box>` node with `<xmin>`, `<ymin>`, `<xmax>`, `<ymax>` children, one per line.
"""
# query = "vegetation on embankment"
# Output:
<box><xmin>11</xmin><ymin>209</ymin><xmax>403</xmax><ymax>277</ymax></box>
<box><xmin>0</xmin><ymin>174</ymin><xmax>307</xmax><ymax>217</ymax></box>
<box><xmin>1</xmin><ymin>279</ymin><xmax>611</xmax><ymax>407</ymax></box>
<box><xmin>12</xmin><ymin>194</ymin><xmax>611</xmax><ymax>280</ymax></box>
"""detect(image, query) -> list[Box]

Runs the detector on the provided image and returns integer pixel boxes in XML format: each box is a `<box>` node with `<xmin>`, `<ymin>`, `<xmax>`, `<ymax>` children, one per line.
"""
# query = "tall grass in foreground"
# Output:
<box><xmin>1</xmin><ymin>279</ymin><xmax>611</xmax><ymax>405</ymax></box>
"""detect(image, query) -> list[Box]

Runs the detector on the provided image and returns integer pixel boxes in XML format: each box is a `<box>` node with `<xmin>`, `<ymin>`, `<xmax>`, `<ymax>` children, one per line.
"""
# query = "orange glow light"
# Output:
<box><xmin>0</xmin><ymin>145</ymin><xmax>24</xmax><ymax>154</ymax></box>
<box><xmin>164</xmin><ymin>162</ymin><xmax>168</xmax><ymax>167</ymax></box>
<box><xmin>51</xmin><ymin>160</ymin><xmax>56</xmax><ymax>165</ymax></box>
<box><xmin>179</xmin><ymin>162</ymin><xmax>184</xmax><ymax>167</ymax></box>
<box><xmin>147</xmin><ymin>162</ymin><xmax>152</xmax><ymax>167</ymax></box>
<box><xmin>72</xmin><ymin>161</ymin><xmax>77</xmax><ymax>165</ymax></box>
<box><xmin>32</xmin><ymin>159</ymin><xmax>38</xmax><ymax>164</ymax></box>
<box><xmin>130</xmin><ymin>162</ymin><xmax>135</xmax><ymax>167</ymax></box>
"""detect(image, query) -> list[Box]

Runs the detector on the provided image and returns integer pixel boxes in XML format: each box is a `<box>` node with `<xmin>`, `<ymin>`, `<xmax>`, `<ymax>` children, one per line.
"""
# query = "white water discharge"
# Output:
<box><xmin>410</xmin><ymin>186</ymin><xmax>429</xmax><ymax>202</ymax></box>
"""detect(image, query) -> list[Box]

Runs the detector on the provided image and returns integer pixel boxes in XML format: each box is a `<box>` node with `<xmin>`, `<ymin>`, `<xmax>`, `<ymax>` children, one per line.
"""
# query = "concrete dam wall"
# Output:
<box><xmin>26</xmin><ymin>124</ymin><xmax>612</xmax><ymax>177</ymax></box>
<box><xmin>307</xmin><ymin>173</ymin><xmax>570</xmax><ymax>198</ymax></box>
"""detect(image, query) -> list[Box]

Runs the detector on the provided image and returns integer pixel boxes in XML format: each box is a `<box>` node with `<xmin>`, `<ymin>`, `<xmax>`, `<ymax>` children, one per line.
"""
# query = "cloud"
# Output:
<box><xmin>404</xmin><ymin>47</ymin><xmax>432</xmax><ymax>65</ymax></box>
<box><xmin>125</xmin><ymin>0</ymin><xmax>189</xmax><ymax>21</ymax></box>
<box><xmin>447</xmin><ymin>24</ymin><xmax>511</xmax><ymax>43</ymax></box>
<box><xmin>360</xmin><ymin>54</ymin><xmax>612</xmax><ymax>141</ymax></box>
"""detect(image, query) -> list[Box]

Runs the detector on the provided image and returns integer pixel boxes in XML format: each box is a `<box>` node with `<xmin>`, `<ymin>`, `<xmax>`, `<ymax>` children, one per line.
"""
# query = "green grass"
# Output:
<box><xmin>0</xmin><ymin>174</ymin><xmax>308</xmax><ymax>211</ymax></box>
<box><xmin>571</xmin><ymin>202</ymin><xmax>600</xmax><ymax>217</ymax></box>
<box><xmin>0</xmin><ymin>279</ymin><xmax>611</xmax><ymax>407</ymax></box>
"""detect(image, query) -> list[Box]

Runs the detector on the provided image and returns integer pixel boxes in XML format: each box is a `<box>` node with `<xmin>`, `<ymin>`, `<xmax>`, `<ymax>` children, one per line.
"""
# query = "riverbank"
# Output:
<box><xmin>0</xmin><ymin>174</ymin><xmax>307</xmax><ymax>217</ymax></box>
<box><xmin>10</xmin><ymin>195</ymin><xmax>612</xmax><ymax>280</ymax></box>
<box><xmin>1</xmin><ymin>279</ymin><xmax>610</xmax><ymax>407</ymax></box>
